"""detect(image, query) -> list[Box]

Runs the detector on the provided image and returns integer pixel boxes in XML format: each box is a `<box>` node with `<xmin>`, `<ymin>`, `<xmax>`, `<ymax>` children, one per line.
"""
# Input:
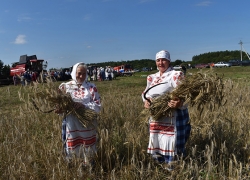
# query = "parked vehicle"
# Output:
<box><xmin>133</xmin><ymin>69</ymin><xmax>140</xmax><ymax>72</ymax></box>
<box><xmin>240</xmin><ymin>60</ymin><xmax>250</xmax><ymax>66</ymax></box>
<box><xmin>173</xmin><ymin>65</ymin><xmax>182</xmax><ymax>70</ymax></box>
<box><xmin>228</xmin><ymin>59</ymin><xmax>241</xmax><ymax>66</ymax></box>
<box><xmin>113</xmin><ymin>64</ymin><xmax>132</xmax><ymax>73</ymax></box>
<box><xmin>214</xmin><ymin>62</ymin><xmax>232</xmax><ymax>67</ymax></box>
<box><xmin>141</xmin><ymin>67</ymin><xmax>150</xmax><ymax>72</ymax></box>
<box><xmin>121</xmin><ymin>71</ymin><xmax>134</xmax><ymax>76</ymax></box>
<box><xmin>195</xmin><ymin>64</ymin><xmax>209</xmax><ymax>69</ymax></box>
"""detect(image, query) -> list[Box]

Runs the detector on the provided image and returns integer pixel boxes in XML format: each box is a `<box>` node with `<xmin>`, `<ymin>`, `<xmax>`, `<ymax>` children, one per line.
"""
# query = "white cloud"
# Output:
<box><xmin>87</xmin><ymin>45</ymin><xmax>92</xmax><ymax>48</ymax></box>
<box><xmin>195</xmin><ymin>1</ymin><xmax>212</xmax><ymax>6</ymax></box>
<box><xmin>17</xmin><ymin>15</ymin><xmax>32</xmax><ymax>22</ymax></box>
<box><xmin>14</xmin><ymin>35</ymin><xmax>27</xmax><ymax>44</ymax></box>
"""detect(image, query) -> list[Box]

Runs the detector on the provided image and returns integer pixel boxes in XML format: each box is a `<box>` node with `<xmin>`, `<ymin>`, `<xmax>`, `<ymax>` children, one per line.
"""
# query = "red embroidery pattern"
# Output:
<box><xmin>147</xmin><ymin>76</ymin><xmax>152</xmax><ymax>82</ymax></box>
<box><xmin>150</xmin><ymin>124</ymin><xmax>174</xmax><ymax>132</ymax></box>
<box><xmin>151</xmin><ymin>75</ymin><xmax>165</xmax><ymax>86</ymax></box>
<box><xmin>73</xmin><ymin>88</ymin><xmax>85</xmax><ymax>98</ymax></box>
<box><xmin>67</xmin><ymin>136</ymin><xmax>96</xmax><ymax>149</ymax></box>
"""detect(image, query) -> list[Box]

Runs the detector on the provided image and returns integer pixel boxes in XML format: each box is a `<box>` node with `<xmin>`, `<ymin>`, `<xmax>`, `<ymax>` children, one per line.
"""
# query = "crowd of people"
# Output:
<box><xmin>47</xmin><ymin>66</ymin><xmax>118</xmax><ymax>82</ymax></box>
<box><xmin>11</xmin><ymin>62</ymin><xmax>190</xmax><ymax>88</ymax></box>
<box><xmin>12</xmin><ymin>65</ymin><xmax>131</xmax><ymax>86</ymax></box>
<box><xmin>12</xmin><ymin>69</ymin><xmax>73</xmax><ymax>86</ymax></box>
<box><xmin>48</xmin><ymin>69</ymin><xmax>72</xmax><ymax>81</ymax></box>
<box><xmin>13</xmin><ymin>71</ymin><xmax>40</xmax><ymax>86</ymax></box>
<box><xmin>87</xmin><ymin>66</ymin><xmax>116</xmax><ymax>81</ymax></box>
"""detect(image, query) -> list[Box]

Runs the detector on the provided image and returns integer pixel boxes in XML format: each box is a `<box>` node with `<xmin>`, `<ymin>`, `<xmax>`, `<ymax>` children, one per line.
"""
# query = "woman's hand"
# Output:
<box><xmin>54</xmin><ymin>105</ymin><xmax>63</xmax><ymax>114</ymax></box>
<box><xmin>144</xmin><ymin>99</ymin><xmax>152</xmax><ymax>109</ymax></box>
<box><xmin>168</xmin><ymin>97</ymin><xmax>182</xmax><ymax>109</ymax></box>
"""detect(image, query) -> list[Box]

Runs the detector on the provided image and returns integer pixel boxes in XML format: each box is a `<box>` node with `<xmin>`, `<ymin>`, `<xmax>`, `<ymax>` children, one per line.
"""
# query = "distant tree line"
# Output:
<box><xmin>87</xmin><ymin>50</ymin><xmax>248</xmax><ymax>69</ymax></box>
<box><xmin>192</xmin><ymin>50</ymin><xmax>248</xmax><ymax>64</ymax></box>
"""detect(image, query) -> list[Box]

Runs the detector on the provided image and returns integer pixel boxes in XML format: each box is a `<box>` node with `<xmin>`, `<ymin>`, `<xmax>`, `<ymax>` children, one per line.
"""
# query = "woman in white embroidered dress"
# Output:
<box><xmin>142</xmin><ymin>50</ymin><xmax>191</xmax><ymax>167</ymax></box>
<box><xmin>57</xmin><ymin>62</ymin><xmax>101</xmax><ymax>165</ymax></box>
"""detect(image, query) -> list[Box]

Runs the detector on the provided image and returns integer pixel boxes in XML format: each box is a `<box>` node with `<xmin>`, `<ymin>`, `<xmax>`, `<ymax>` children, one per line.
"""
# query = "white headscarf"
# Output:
<box><xmin>155</xmin><ymin>50</ymin><xmax>171</xmax><ymax>62</ymax></box>
<box><xmin>70</xmin><ymin>62</ymin><xmax>88</xmax><ymax>84</ymax></box>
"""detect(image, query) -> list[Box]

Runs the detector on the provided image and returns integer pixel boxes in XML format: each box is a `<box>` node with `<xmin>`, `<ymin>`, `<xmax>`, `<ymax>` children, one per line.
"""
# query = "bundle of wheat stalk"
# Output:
<box><xmin>140</xmin><ymin>71</ymin><xmax>225</xmax><ymax>122</ymax></box>
<box><xmin>28</xmin><ymin>78</ymin><xmax>98</xmax><ymax>127</ymax></box>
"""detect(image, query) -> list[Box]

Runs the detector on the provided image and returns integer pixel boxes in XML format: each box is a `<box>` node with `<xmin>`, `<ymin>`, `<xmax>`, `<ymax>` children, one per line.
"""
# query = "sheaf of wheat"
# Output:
<box><xmin>140</xmin><ymin>71</ymin><xmax>225</xmax><ymax>122</ymax></box>
<box><xmin>25</xmin><ymin>77</ymin><xmax>98</xmax><ymax>127</ymax></box>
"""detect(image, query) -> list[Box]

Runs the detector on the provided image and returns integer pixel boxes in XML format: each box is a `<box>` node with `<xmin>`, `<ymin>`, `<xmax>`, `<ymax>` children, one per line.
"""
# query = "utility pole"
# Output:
<box><xmin>239</xmin><ymin>40</ymin><xmax>243</xmax><ymax>61</ymax></box>
<box><xmin>239</xmin><ymin>40</ymin><xmax>250</xmax><ymax>61</ymax></box>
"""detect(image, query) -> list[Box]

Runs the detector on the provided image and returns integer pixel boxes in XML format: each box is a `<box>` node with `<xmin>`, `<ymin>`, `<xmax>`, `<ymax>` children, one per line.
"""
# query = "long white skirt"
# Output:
<box><xmin>147</xmin><ymin>113</ymin><xmax>177</xmax><ymax>157</ymax></box>
<box><xmin>62</xmin><ymin>114</ymin><xmax>97</xmax><ymax>164</ymax></box>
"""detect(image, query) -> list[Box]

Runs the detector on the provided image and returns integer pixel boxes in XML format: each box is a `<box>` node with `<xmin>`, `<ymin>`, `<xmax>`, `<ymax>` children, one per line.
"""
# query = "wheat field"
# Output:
<box><xmin>0</xmin><ymin>67</ymin><xmax>250</xmax><ymax>179</ymax></box>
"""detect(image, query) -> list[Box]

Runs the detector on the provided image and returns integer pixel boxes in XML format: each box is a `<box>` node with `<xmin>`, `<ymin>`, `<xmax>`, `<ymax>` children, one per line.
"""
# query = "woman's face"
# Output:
<box><xmin>76</xmin><ymin>66</ymin><xmax>87</xmax><ymax>84</ymax></box>
<box><xmin>156</xmin><ymin>58</ymin><xmax>170</xmax><ymax>73</ymax></box>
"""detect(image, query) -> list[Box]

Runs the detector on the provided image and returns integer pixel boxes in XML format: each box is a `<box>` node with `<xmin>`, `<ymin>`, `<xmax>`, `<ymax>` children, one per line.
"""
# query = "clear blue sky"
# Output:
<box><xmin>1</xmin><ymin>0</ymin><xmax>249</xmax><ymax>69</ymax></box>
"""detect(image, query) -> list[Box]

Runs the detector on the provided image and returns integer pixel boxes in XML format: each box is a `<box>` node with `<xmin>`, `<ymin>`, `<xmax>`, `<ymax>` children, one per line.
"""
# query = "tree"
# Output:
<box><xmin>0</xmin><ymin>60</ymin><xmax>10</xmax><ymax>78</ymax></box>
<box><xmin>0</xmin><ymin>60</ymin><xmax>3</xmax><ymax>74</ymax></box>
<box><xmin>173</xmin><ymin>59</ymin><xmax>184</xmax><ymax>66</ymax></box>
<box><xmin>2</xmin><ymin>65</ymin><xmax>10</xmax><ymax>77</ymax></box>
<box><xmin>87</xmin><ymin>59</ymin><xmax>157</xmax><ymax>71</ymax></box>
<box><xmin>191</xmin><ymin>50</ymin><xmax>248</xmax><ymax>64</ymax></box>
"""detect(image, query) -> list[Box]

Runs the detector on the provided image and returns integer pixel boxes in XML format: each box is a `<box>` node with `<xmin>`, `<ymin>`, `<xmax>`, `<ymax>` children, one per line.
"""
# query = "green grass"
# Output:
<box><xmin>189</xmin><ymin>66</ymin><xmax>250</xmax><ymax>80</ymax></box>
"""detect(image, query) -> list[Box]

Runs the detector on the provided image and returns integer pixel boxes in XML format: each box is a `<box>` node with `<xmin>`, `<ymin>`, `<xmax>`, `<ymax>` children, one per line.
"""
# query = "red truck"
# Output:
<box><xmin>113</xmin><ymin>64</ymin><xmax>134</xmax><ymax>76</ymax></box>
<box><xmin>113</xmin><ymin>64</ymin><xmax>132</xmax><ymax>73</ymax></box>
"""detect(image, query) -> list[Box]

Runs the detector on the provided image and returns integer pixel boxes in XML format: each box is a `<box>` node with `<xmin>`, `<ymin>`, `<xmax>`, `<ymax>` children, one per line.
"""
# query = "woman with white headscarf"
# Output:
<box><xmin>57</xmin><ymin>62</ymin><xmax>101</xmax><ymax>166</ymax></box>
<box><xmin>142</xmin><ymin>50</ymin><xmax>191</xmax><ymax>170</ymax></box>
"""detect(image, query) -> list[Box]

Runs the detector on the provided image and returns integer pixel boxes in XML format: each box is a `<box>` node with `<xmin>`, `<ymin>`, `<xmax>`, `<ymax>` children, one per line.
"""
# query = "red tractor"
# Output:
<box><xmin>10</xmin><ymin>54</ymin><xmax>46</xmax><ymax>75</ymax></box>
<box><xmin>8</xmin><ymin>54</ymin><xmax>47</xmax><ymax>84</ymax></box>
